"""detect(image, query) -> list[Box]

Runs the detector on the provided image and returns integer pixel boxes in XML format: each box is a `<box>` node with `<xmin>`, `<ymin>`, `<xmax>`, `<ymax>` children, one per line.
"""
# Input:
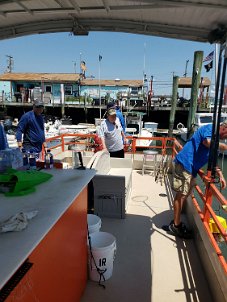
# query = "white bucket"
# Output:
<box><xmin>87</xmin><ymin>214</ymin><xmax>102</xmax><ymax>234</ymax></box>
<box><xmin>88</xmin><ymin>232</ymin><xmax>117</xmax><ymax>281</ymax></box>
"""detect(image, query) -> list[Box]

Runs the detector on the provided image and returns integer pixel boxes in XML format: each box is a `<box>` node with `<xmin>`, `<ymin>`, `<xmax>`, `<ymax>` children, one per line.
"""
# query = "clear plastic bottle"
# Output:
<box><xmin>45</xmin><ymin>149</ymin><xmax>53</xmax><ymax>169</ymax></box>
<box><xmin>22</xmin><ymin>148</ymin><xmax>29</xmax><ymax>169</ymax></box>
<box><xmin>29</xmin><ymin>150</ymin><xmax>36</xmax><ymax>170</ymax></box>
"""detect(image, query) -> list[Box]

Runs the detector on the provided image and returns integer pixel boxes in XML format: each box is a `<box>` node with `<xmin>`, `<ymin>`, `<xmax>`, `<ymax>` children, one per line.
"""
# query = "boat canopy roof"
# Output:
<box><xmin>0</xmin><ymin>1</ymin><xmax>226</xmax><ymax>43</ymax></box>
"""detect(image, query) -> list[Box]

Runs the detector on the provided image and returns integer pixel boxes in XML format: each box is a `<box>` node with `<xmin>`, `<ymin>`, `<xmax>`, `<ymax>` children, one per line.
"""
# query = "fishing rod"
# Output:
<box><xmin>207</xmin><ymin>41</ymin><xmax>227</xmax><ymax>177</ymax></box>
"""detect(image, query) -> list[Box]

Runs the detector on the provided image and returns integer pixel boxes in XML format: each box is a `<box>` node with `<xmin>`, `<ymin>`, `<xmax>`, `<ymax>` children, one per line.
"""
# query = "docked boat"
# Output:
<box><xmin>124</xmin><ymin>111</ymin><xmax>158</xmax><ymax>147</ymax></box>
<box><xmin>0</xmin><ymin>129</ymin><xmax>226</xmax><ymax>302</ymax></box>
<box><xmin>178</xmin><ymin>112</ymin><xmax>227</xmax><ymax>143</ymax></box>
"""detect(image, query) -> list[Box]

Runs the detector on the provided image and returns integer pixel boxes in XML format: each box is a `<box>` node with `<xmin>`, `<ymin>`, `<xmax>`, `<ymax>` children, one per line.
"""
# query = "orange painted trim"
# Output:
<box><xmin>5</xmin><ymin>188</ymin><xmax>88</xmax><ymax>302</ymax></box>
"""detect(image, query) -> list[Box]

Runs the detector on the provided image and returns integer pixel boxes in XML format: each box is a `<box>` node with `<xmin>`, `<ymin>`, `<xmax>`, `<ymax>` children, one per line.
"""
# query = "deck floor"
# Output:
<box><xmin>81</xmin><ymin>170</ymin><xmax>213</xmax><ymax>302</ymax></box>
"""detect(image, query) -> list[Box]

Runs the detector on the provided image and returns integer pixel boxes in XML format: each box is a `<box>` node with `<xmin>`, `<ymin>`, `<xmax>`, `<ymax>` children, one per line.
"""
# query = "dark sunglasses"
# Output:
<box><xmin>35</xmin><ymin>105</ymin><xmax>44</xmax><ymax>108</ymax></box>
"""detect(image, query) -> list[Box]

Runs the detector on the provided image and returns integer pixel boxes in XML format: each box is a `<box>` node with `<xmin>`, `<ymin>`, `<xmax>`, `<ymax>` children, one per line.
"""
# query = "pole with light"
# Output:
<box><xmin>99</xmin><ymin>55</ymin><xmax>102</xmax><ymax>120</ymax></box>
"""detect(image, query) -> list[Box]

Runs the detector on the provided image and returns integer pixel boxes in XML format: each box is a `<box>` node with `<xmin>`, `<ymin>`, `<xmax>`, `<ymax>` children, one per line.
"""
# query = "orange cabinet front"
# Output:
<box><xmin>5</xmin><ymin>187</ymin><xmax>88</xmax><ymax>302</ymax></box>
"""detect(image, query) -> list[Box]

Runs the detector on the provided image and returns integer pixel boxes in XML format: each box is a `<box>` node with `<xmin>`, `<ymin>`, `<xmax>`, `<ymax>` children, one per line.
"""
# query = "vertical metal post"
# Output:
<box><xmin>41</xmin><ymin>78</ymin><xmax>44</xmax><ymax>103</ymax></box>
<box><xmin>99</xmin><ymin>58</ymin><xmax>101</xmax><ymax>120</ymax></box>
<box><xmin>208</xmin><ymin>43</ymin><xmax>227</xmax><ymax>175</ymax></box>
<box><xmin>60</xmin><ymin>83</ymin><xmax>65</xmax><ymax>118</ymax></box>
<box><xmin>168</xmin><ymin>76</ymin><xmax>179</xmax><ymax>137</ymax></box>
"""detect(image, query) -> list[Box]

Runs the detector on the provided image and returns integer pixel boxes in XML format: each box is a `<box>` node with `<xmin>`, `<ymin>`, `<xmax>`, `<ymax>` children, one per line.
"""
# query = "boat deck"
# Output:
<box><xmin>81</xmin><ymin>170</ymin><xmax>213</xmax><ymax>302</ymax></box>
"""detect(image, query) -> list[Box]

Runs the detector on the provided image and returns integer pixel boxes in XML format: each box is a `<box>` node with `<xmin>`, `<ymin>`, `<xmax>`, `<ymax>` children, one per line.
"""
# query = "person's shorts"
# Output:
<box><xmin>172</xmin><ymin>162</ymin><xmax>196</xmax><ymax>196</ymax></box>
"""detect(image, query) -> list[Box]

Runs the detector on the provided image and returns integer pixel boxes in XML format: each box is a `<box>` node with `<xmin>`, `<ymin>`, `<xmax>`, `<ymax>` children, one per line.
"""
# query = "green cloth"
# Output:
<box><xmin>0</xmin><ymin>169</ymin><xmax>53</xmax><ymax>196</ymax></box>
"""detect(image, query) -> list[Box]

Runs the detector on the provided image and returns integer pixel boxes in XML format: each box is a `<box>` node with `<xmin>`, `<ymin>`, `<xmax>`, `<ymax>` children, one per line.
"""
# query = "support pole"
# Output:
<box><xmin>60</xmin><ymin>84</ymin><xmax>65</xmax><ymax>118</ymax></box>
<box><xmin>168</xmin><ymin>76</ymin><xmax>179</xmax><ymax>137</ymax></box>
<box><xmin>187</xmin><ymin>51</ymin><xmax>204</xmax><ymax>138</ymax></box>
<box><xmin>99</xmin><ymin>59</ymin><xmax>101</xmax><ymax>120</ymax></box>
<box><xmin>208</xmin><ymin>43</ymin><xmax>227</xmax><ymax>176</ymax></box>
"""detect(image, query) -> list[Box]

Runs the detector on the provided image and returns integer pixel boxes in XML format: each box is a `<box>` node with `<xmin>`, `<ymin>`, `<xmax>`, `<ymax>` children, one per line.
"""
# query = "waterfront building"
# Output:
<box><xmin>0</xmin><ymin>73</ymin><xmax>81</xmax><ymax>104</ymax></box>
<box><xmin>0</xmin><ymin>72</ymin><xmax>144</xmax><ymax>107</ymax></box>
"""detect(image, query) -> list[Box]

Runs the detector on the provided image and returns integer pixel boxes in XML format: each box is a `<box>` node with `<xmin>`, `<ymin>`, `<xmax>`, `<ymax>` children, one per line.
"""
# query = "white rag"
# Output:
<box><xmin>0</xmin><ymin>210</ymin><xmax>38</xmax><ymax>233</ymax></box>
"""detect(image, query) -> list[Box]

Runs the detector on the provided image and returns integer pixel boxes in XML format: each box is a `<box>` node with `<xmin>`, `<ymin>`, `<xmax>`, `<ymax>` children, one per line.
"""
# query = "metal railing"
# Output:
<box><xmin>171</xmin><ymin>138</ymin><xmax>227</xmax><ymax>274</ymax></box>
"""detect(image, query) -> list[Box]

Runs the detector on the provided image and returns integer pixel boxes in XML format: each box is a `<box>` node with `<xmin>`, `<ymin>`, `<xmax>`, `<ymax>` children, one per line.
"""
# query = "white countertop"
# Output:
<box><xmin>0</xmin><ymin>168</ymin><xmax>96</xmax><ymax>289</ymax></box>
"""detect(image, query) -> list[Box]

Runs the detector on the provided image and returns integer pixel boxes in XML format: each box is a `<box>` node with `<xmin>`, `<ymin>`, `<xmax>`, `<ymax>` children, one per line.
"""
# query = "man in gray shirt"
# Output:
<box><xmin>99</xmin><ymin>108</ymin><xmax>126</xmax><ymax>158</ymax></box>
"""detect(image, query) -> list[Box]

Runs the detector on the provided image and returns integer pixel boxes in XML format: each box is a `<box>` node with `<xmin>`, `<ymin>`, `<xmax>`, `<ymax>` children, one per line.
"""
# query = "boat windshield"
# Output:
<box><xmin>200</xmin><ymin>116</ymin><xmax>213</xmax><ymax>124</ymax></box>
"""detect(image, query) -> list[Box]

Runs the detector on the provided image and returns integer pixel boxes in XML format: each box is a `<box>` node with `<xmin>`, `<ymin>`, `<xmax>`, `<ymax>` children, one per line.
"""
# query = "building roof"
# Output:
<box><xmin>0</xmin><ymin>73</ymin><xmax>81</xmax><ymax>82</ymax></box>
<box><xmin>0</xmin><ymin>73</ymin><xmax>210</xmax><ymax>88</ymax></box>
<box><xmin>0</xmin><ymin>1</ymin><xmax>226</xmax><ymax>43</ymax></box>
<box><xmin>178</xmin><ymin>77</ymin><xmax>211</xmax><ymax>88</ymax></box>
<box><xmin>80</xmin><ymin>79</ymin><xmax>143</xmax><ymax>87</ymax></box>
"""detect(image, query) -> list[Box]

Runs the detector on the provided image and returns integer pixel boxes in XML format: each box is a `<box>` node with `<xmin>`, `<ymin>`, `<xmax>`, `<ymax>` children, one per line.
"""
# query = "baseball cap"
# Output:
<box><xmin>107</xmin><ymin>108</ymin><xmax>116</xmax><ymax>115</ymax></box>
<box><xmin>33</xmin><ymin>99</ymin><xmax>44</xmax><ymax>107</ymax></box>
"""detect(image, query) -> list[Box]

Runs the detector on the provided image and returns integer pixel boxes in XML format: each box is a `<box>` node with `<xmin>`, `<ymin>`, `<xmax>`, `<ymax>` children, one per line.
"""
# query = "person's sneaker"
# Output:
<box><xmin>168</xmin><ymin>222</ymin><xmax>193</xmax><ymax>239</ymax></box>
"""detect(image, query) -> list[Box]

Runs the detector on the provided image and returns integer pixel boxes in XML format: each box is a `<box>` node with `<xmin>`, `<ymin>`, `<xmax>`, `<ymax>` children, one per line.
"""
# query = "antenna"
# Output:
<box><xmin>143</xmin><ymin>42</ymin><xmax>146</xmax><ymax>79</ymax></box>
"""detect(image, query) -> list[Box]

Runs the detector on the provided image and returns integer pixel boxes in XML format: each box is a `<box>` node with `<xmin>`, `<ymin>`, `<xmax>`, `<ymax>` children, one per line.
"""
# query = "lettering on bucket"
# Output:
<box><xmin>99</xmin><ymin>258</ymin><xmax>106</xmax><ymax>267</ymax></box>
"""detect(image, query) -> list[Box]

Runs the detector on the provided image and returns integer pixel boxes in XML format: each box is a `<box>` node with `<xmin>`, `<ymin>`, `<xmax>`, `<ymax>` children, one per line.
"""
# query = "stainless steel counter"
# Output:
<box><xmin>0</xmin><ymin>168</ymin><xmax>95</xmax><ymax>289</ymax></box>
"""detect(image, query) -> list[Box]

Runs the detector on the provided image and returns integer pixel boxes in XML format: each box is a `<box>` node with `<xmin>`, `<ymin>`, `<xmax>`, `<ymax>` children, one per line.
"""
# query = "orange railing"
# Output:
<box><xmin>172</xmin><ymin>137</ymin><xmax>227</xmax><ymax>274</ymax></box>
<box><xmin>43</xmin><ymin>133</ymin><xmax>227</xmax><ymax>274</ymax></box>
<box><xmin>43</xmin><ymin>133</ymin><xmax>168</xmax><ymax>157</ymax></box>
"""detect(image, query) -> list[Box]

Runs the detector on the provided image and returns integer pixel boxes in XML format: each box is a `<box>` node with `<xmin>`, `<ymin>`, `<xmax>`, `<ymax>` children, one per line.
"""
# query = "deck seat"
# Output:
<box><xmin>87</xmin><ymin>150</ymin><xmax>133</xmax><ymax>218</ymax></box>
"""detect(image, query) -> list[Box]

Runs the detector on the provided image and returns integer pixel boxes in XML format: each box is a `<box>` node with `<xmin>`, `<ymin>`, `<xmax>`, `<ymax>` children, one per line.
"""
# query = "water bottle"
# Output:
<box><xmin>29</xmin><ymin>150</ymin><xmax>36</xmax><ymax>170</ymax></box>
<box><xmin>49</xmin><ymin>150</ymin><xmax>54</xmax><ymax>169</ymax></box>
<box><xmin>22</xmin><ymin>148</ymin><xmax>29</xmax><ymax>169</ymax></box>
<box><xmin>45</xmin><ymin>149</ymin><xmax>53</xmax><ymax>169</ymax></box>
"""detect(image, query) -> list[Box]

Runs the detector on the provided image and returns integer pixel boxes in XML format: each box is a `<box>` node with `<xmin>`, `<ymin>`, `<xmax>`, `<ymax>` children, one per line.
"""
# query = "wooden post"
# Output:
<box><xmin>187</xmin><ymin>51</ymin><xmax>204</xmax><ymax>137</ymax></box>
<box><xmin>168</xmin><ymin>76</ymin><xmax>179</xmax><ymax>137</ymax></box>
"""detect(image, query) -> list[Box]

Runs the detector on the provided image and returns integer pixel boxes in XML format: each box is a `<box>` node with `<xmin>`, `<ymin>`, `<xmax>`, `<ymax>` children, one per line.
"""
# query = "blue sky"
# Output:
<box><xmin>0</xmin><ymin>31</ymin><xmax>215</xmax><ymax>97</ymax></box>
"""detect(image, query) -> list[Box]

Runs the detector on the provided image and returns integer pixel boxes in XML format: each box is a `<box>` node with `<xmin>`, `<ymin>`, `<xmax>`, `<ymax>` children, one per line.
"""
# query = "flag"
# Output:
<box><xmin>99</xmin><ymin>55</ymin><xmax>102</xmax><ymax>62</ymax></box>
<box><xmin>80</xmin><ymin>61</ymin><xmax>86</xmax><ymax>71</ymax></box>
<box><xmin>204</xmin><ymin>60</ymin><xmax>213</xmax><ymax>72</ymax></box>
<box><xmin>203</xmin><ymin>51</ymin><xmax>214</xmax><ymax>62</ymax></box>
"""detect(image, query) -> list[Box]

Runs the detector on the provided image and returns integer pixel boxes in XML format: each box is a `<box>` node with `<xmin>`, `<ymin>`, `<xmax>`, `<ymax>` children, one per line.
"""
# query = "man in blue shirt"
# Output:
<box><xmin>164</xmin><ymin>122</ymin><xmax>227</xmax><ymax>239</ymax></box>
<box><xmin>16</xmin><ymin>99</ymin><xmax>47</xmax><ymax>155</ymax></box>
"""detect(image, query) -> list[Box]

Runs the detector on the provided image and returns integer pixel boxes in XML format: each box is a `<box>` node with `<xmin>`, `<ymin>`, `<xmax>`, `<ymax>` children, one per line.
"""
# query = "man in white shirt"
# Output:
<box><xmin>99</xmin><ymin>108</ymin><xmax>126</xmax><ymax>158</ymax></box>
